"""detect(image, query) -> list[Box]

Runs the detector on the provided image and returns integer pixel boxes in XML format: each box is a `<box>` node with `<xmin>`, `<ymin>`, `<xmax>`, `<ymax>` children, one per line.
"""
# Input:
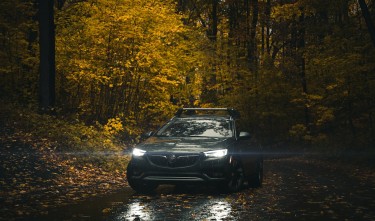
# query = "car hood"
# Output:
<box><xmin>135</xmin><ymin>136</ymin><xmax>234</xmax><ymax>153</ymax></box>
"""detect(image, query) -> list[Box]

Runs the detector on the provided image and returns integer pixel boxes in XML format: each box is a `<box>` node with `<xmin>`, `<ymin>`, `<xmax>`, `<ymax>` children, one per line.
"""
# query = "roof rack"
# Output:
<box><xmin>175</xmin><ymin>108</ymin><xmax>240</xmax><ymax>119</ymax></box>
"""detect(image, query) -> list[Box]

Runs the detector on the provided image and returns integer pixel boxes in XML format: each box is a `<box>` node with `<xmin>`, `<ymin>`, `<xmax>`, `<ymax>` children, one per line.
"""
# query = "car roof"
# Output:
<box><xmin>175</xmin><ymin>115</ymin><xmax>232</xmax><ymax>120</ymax></box>
<box><xmin>175</xmin><ymin>108</ymin><xmax>240</xmax><ymax>120</ymax></box>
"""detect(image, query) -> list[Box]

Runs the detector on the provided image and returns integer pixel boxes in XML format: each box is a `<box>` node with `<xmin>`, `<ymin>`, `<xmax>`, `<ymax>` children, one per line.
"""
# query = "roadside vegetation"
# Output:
<box><xmin>1</xmin><ymin>0</ymin><xmax>374</xmax><ymax>152</ymax></box>
<box><xmin>0</xmin><ymin>101</ymin><xmax>129</xmax><ymax>218</ymax></box>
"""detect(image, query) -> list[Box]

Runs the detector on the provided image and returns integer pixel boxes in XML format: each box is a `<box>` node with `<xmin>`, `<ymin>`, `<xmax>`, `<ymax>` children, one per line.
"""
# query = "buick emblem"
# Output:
<box><xmin>168</xmin><ymin>154</ymin><xmax>177</xmax><ymax>164</ymax></box>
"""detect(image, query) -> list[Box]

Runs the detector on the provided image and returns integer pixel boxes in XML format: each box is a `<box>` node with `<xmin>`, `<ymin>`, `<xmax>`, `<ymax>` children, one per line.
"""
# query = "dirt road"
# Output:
<box><xmin>31</xmin><ymin>156</ymin><xmax>375</xmax><ymax>221</ymax></box>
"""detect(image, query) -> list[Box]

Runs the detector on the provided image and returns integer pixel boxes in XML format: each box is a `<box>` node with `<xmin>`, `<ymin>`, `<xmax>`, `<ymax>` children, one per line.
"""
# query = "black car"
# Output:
<box><xmin>126</xmin><ymin>108</ymin><xmax>263</xmax><ymax>193</ymax></box>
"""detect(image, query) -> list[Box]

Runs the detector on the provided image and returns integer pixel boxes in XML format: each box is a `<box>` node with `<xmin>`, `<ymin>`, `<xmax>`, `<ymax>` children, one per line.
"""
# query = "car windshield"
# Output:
<box><xmin>155</xmin><ymin>118</ymin><xmax>233</xmax><ymax>138</ymax></box>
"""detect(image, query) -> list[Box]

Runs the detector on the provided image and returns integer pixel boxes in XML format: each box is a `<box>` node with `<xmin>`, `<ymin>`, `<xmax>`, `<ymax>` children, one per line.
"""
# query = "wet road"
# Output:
<box><xmin>37</xmin><ymin>157</ymin><xmax>375</xmax><ymax>221</ymax></box>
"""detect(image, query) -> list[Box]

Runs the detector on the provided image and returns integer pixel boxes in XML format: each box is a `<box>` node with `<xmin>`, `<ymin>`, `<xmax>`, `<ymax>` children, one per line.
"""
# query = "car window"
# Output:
<box><xmin>156</xmin><ymin>118</ymin><xmax>233</xmax><ymax>137</ymax></box>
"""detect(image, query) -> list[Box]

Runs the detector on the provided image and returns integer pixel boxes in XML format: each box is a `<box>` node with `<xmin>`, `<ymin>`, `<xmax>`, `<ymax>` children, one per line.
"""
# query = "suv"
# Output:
<box><xmin>126</xmin><ymin>108</ymin><xmax>263</xmax><ymax>193</ymax></box>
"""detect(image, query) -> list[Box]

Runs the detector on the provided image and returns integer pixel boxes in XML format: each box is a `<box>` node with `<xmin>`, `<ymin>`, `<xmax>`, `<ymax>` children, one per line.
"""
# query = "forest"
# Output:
<box><xmin>1</xmin><ymin>0</ymin><xmax>375</xmax><ymax>152</ymax></box>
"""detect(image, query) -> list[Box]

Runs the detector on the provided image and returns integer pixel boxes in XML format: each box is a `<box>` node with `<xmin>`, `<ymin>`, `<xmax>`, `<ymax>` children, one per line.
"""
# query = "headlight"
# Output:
<box><xmin>132</xmin><ymin>148</ymin><xmax>146</xmax><ymax>157</ymax></box>
<box><xmin>204</xmin><ymin>149</ymin><xmax>228</xmax><ymax>158</ymax></box>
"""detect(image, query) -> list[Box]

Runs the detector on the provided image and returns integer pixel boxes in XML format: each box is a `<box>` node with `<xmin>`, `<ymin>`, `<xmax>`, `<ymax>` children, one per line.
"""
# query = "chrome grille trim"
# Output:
<box><xmin>147</xmin><ymin>154</ymin><xmax>200</xmax><ymax>168</ymax></box>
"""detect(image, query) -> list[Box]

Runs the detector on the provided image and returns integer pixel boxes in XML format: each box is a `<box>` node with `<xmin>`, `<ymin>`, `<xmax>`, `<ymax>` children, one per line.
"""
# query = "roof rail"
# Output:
<box><xmin>175</xmin><ymin>108</ymin><xmax>240</xmax><ymax>119</ymax></box>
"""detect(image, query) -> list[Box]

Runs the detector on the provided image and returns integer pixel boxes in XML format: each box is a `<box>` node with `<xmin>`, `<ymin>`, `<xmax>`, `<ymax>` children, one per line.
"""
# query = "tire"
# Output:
<box><xmin>224</xmin><ymin>160</ymin><xmax>245</xmax><ymax>192</ymax></box>
<box><xmin>127</xmin><ymin>164</ymin><xmax>158</xmax><ymax>193</ymax></box>
<box><xmin>249</xmin><ymin>158</ymin><xmax>263</xmax><ymax>188</ymax></box>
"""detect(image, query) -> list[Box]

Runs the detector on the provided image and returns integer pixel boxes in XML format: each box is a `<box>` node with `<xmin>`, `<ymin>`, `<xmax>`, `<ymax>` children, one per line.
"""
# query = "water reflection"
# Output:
<box><xmin>113</xmin><ymin>192</ymin><xmax>234</xmax><ymax>221</ymax></box>
<box><xmin>116</xmin><ymin>199</ymin><xmax>152</xmax><ymax>220</ymax></box>
<box><xmin>208</xmin><ymin>200</ymin><xmax>232</xmax><ymax>220</ymax></box>
<box><xmin>193</xmin><ymin>199</ymin><xmax>233</xmax><ymax>220</ymax></box>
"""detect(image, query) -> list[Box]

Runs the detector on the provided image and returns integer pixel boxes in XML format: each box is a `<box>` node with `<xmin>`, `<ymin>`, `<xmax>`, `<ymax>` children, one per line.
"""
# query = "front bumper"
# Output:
<box><xmin>128</xmin><ymin>154</ymin><xmax>230</xmax><ymax>184</ymax></box>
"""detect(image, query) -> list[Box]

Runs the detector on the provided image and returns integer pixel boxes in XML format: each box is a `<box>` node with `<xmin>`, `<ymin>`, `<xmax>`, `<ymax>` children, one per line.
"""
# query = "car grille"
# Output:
<box><xmin>147</xmin><ymin>154</ymin><xmax>200</xmax><ymax>168</ymax></box>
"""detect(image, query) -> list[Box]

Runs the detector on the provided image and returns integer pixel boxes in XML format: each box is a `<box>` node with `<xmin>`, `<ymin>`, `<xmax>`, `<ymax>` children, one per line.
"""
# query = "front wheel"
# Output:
<box><xmin>126</xmin><ymin>164</ymin><xmax>158</xmax><ymax>193</ymax></box>
<box><xmin>248</xmin><ymin>159</ymin><xmax>263</xmax><ymax>188</ymax></box>
<box><xmin>224</xmin><ymin>160</ymin><xmax>245</xmax><ymax>192</ymax></box>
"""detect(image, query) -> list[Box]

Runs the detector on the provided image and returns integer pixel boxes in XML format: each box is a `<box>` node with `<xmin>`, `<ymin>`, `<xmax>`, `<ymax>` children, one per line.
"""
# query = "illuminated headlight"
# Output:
<box><xmin>204</xmin><ymin>149</ymin><xmax>228</xmax><ymax>158</ymax></box>
<box><xmin>132</xmin><ymin>148</ymin><xmax>146</xmax><ymax>157</ymax></box>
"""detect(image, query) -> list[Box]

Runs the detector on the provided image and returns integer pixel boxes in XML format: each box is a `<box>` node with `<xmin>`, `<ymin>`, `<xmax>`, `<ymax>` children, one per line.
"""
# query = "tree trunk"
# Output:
<box><xmin>358</xmin><ymin>0</ymin><xmax>375</xmax><ymax>47</ymax></box>
<box><xmin>298</xmin><ymin>9</ymin><xmax>310</xmax><ymax>130</ymax></box>
<box><xmin>177</xmin><ymin>0</ymin><xmax>187</xmax><ymax>12</ymax></box>
<box><xmin>38</xmin><ymin>0</ymin><xmax>55</xmax><ymax>112</ymax></box>
<box><xmin>247</xmin><ymin>0</ymin><xmax>259</xmax><ymax>68</ymax></box>
<box><xmin>265</xmin><ymin>0</ymin><xmax>271</xmax><ymax>54</ymax></box>
<box><xmin>207</xmin><ymin>0</ymin><xmax>219</xmax><ymax>41</ymax></box>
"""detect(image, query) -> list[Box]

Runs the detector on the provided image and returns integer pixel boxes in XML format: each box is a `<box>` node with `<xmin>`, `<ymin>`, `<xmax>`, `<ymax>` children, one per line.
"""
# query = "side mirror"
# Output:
<box><xmin>239</xmin><ymin>131</ymin><xmax>251</xmax><ymax>140</ymax></box>
<box><xmin>141</xmin><ymin>131</ymin><xmax>153</xmax><ymax>139</ymax></box>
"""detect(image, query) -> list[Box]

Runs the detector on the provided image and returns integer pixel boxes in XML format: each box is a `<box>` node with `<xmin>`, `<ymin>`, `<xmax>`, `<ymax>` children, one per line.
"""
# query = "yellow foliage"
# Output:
<box><xmin>104</xmin><ymin>118</ymin><xmax>124</xmax><ymax>136</ymax></box>
<box><xmin>289</xmin><ymin>124</ymin><xmax>308</xmax><ymax>139</ymax></box>
<box><xmin>55</xmin><ymin>0</ymin><xmax>207</xmax><ymax>130</ymax></box>
<box><xmin>272</xmin><ymin>4</ymin><xmax>300</xmax><ymax>21</ymax></box>
<box><xmin>316</xmin><ymin>107</ymin><xmax>334</xmax><ymax>126</ymax></box>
